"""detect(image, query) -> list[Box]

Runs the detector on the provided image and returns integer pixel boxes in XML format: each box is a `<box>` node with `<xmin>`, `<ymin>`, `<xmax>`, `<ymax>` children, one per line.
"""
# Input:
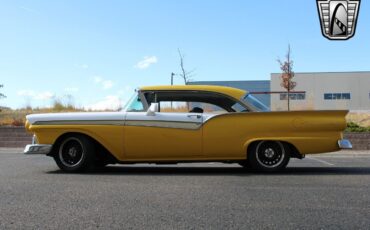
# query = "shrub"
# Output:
<box><xmin>11</xmin><ymin>118</ymin><xmax>25</xmax><ymax>126</ymax></box>
<box><xmin>346</xmin><ymin>122</ymin><xmax>370</xmax><ymax>132</ymax></box>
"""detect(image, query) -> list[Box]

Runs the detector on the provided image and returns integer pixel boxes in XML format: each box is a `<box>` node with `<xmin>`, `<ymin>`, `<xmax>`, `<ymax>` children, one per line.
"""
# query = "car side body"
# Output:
<box><xmin>24</xmin><ymin>85</ymin><xmax>351</xmax><ymax>172</ymax></box>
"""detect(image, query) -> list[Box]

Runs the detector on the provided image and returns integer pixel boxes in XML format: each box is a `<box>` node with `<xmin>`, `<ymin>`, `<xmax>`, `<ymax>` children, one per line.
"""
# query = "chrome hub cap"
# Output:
<box><xmin>59</xmin><ymin>137</ymin><xmax>84</xmax><ymax>167</ymax></box>
<box><xmin>264</xmin><ymin>148</ymin><xmax>275</xmax><ymax>158</ymax></box>
<box><xmin>68</xmin><ymin>147</ymin><xmax>77</xmax><ymax>158</ymax></box>
<box><xmin>256</xmin><ymin>141</ymin><xmax>285</xmax><ymax>168</ymax></box>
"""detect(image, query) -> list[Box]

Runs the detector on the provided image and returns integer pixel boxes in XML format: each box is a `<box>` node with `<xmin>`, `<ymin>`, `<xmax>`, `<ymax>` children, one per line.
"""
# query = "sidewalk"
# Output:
<box><xmin>0</xmin><ymin>148</ymin><xmax>24</xmax><ymax>153</ymax></box>
<box><xmin>314</xmin><ymin>150</ymin><xmax>370</xmax><ymax>157</ymax></box>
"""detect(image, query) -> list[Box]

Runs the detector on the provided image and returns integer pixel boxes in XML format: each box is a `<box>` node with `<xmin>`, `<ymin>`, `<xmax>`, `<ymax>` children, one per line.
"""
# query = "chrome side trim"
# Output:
<box><xmin>125</xmin><ymin>120</ymin><xmax>201</xmax><ymax>130</ymax></box>
<box><xmin>24</xmin><ymin>144</ymin><xmax>53</xmax><ymax>155</ymax></box>
<box><xmin>33</xmin><ymin>119</ymin><xmax>202</xmax><ymax>130</ymax></box>
<box><xmin>338</xmin><ymin>139</ymin><xmax>353</xmax><ymax>149</ymax></box>
<box><xmin>34</xmin><ymin>120</ymin><xmax>125</xmax><ymax>126</ymax></box>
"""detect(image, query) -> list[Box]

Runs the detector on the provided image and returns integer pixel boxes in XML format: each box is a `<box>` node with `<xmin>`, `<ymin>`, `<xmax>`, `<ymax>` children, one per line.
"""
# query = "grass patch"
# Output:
<box><xmin>0</xmin><ymin>102</ymin><xmax>113</xmax><ymax>126</ymax></box>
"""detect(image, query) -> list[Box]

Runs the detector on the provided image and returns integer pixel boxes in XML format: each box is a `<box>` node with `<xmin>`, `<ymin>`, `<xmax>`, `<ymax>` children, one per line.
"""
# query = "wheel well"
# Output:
<box><xmin>247</xmin><ymin>140</ymin><xmax>303</xmax><ymax>159</ymax></box>
<box><xmin>48</xmin><ymin>132</ymin><xmax>118</xmax><ymax>163</ymax></box>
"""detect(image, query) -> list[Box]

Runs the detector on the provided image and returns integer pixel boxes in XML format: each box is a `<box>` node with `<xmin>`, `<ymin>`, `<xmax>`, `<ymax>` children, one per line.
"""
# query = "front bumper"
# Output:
<box><xmin>24</xmin><ymin>144</ymin><xmax>53</xmax><ymax>155</ymax></box>
<box><xmin>338</xmin><ymin>139</ymin><xmax>353</xmax><ymax>149</ymax></box>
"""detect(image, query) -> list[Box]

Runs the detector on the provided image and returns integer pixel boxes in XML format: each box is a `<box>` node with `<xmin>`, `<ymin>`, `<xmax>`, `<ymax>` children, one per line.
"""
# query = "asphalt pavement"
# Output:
<box><xmin>1</xmin><ymin>149</ymin><xmax>370</xmax><ymax>229</ymax></box>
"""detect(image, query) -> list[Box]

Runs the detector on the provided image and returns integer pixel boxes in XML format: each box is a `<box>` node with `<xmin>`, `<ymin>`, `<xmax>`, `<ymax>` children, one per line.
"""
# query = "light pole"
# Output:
<box><xmin>170</xmin><ymin>72</ymin><xmax>176</xmax><ymax>110</ymax></box>
<box><xmin>171</xmin><ymin>72</ymin><xmax>175</xmax><ymax>85</ymax></box>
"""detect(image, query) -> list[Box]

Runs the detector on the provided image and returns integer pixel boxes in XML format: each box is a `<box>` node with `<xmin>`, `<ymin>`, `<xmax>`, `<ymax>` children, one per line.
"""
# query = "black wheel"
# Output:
<box><xmin>247</xmin><ymin>141</ymin><xmax>290</xmax><ymax>172</ymax></box>
<box><xmin>53</xmin><ymin>135</ymin><xmax>95</xmax><ymax>172</ymax></box>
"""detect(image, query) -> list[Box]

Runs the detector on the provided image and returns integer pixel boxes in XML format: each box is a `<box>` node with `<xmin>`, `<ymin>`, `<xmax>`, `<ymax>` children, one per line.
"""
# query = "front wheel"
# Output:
<box><xmin>53</xmin><ymin>135</ymin><xmax>95</xmax><ymax>172</ymax></box>
<box><xmin>247</xmin><ymin>141</ymin><xmax>290</xmax><ymax>172</ymax></box>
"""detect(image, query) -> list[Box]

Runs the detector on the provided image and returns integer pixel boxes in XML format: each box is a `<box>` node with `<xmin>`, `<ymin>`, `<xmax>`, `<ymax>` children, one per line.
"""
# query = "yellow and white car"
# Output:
<box><xmin>24</xmin><ymin>85</ymin><xmax>352</xmax><ymax>172</ymax></box>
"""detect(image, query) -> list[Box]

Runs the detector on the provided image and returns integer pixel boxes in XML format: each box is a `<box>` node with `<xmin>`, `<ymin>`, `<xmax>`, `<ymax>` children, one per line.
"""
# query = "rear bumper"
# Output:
<box><xmin>24</xmin><ymin>144</ymin><xmax>53</xmax><ymax>155</ymax></box>
<box><xmin>338</xmin><ymin>139</ymin><xmax>352</xmax><ymax>149</ymax></box>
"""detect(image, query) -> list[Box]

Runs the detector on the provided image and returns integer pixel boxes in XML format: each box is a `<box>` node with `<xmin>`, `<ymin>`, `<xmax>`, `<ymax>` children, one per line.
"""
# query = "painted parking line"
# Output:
<box><xmin>306</xmin><ymin>156</ymin><xmax>335</xmax><ymax>166</ymax></box>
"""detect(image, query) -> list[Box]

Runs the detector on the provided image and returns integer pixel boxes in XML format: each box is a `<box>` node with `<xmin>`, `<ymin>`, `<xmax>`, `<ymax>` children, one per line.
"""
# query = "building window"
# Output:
<box><xmin>324</xmin><ymin>93</ymin><xmax>351</xmax><ymax>100</ymax></box>
<box><xmin>342</xmin><ymin>93</ymin><xmax>351</xmax><ymax>100</ymax></box>
<box><xmin>280</xmin><ymin>93</ymin><xmax>306</xmax><ymax>100</ymax></box>
<box><xmin>324</xmin><ymin>94</ymin><xmax>332</xmax><ymax>100</ymax></box>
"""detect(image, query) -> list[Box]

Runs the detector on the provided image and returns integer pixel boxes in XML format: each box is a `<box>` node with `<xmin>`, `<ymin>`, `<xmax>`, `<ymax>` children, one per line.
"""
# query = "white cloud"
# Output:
<box><xmin>116</xmin><ymin>86</ymin><xmax>132</xmax><ymax>96</ymax></box>
<box><xmin>17</xmin><ymin>90</ymin><xmax>55</xmax><ymax>100</ymax></box>
<box><xmin>134</xmin><ymin>56</ymin><xmax>158</xmax><ymax>69</ymax></box>
<box><xmin>94</xmin><ymin>76</ymin><xmax>103</xmax><ymax>83</ymax></box>
<box><xmin>85</xmin><ymin>96</ymin><xmax>121</xmax><ymax>111</ymax></box>
<box><xmin>34</xmin><ymin>92</ymin><xmax>54</xmax><ymax>100</ymax></box>
<box><xmin>102</xmin><ymin>80</ymin><xmax>113</xmax><ymax>90</ymax></box>
<box><xmin>17</xmin><ymin>90</ymin><xmax>35</xmax><ymax>97</ymax></box>
<box><xmin>74</xmin><ymin>64</ymin><xmax>89</xmax><ymax>69</ymax></box>
<box><xmin>93</xmin><ymin>76</ymin><xmax>114</xmax><ymax>90</ymax></box>
<box><xmin>64</xmin><ymin>87</ymin><xmax>79</xmax><ymax>92</ymax></box>
<box><xmin>20</xmin><ymin>6</ymin><xmax>37</xmax><ymax>13</ymax></box>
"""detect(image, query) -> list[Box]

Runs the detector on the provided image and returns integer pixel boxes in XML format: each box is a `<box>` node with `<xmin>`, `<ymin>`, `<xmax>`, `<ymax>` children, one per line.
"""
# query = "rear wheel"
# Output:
<box><xmin>53</xmin><ymin>135</ymin><xmax>95</xmax><ymax>172</ymax></box>
<box><xmin>247</xmin><ymin>141</ymin><xmax>290</xmax><ymax>172</ymax></box>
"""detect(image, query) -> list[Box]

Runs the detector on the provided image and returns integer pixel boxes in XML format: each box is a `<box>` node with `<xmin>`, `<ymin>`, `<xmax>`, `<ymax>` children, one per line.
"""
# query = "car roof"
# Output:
<box><xmin>139</xmin><ymin>85</ymin><xmax>247</xmax><ymax>100</ymax></box>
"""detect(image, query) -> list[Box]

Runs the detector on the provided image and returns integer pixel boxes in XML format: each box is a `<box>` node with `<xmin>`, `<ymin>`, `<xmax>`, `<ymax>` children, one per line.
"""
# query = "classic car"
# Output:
<box><xmin>24</xmin><ymin>85</ymin><xmax>352</xmax><ymax>172</ymax></box>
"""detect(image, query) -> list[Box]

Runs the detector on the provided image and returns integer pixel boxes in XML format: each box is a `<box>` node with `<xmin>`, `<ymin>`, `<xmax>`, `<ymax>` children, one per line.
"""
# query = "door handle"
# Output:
<box><xmin>187</xmin><ymin>114</ymin><xmax>202</xmax><ymax>119</ymax></box>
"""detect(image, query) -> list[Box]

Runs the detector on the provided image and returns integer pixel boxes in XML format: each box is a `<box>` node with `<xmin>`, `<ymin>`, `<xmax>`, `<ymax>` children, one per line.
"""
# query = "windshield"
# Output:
<box><xmin>241</xmin><ymin>94</ymin><xmax>270</xmax><ymax>112</ymax></box>
<box><xmin>122</xmin><ymin>92</ymin><xmax>145</xmax><ymax>112</ymax></box>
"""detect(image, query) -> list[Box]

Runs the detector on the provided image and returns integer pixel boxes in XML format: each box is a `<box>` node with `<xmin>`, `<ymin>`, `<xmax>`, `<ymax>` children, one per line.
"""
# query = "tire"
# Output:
<box><xmin>53</xmin><ymin>135</ymin><xmax>96</xmax><ymax>172</ymax></box>
<box><xmin>238</xmin><ymin>160</ymin><xmax>251</xmax><ymax>168</ymax></box>
<box><xmin>247</xmin><ymin>141</ymin><xmax>290</xmax><ymax>172</ymax></box>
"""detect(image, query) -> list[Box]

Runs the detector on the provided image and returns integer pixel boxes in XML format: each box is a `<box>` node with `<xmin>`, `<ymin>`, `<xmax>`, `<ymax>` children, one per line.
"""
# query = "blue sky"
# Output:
<box><xmin>0</xmin><ymin>0</ymin><xmax>369</xmax><ymax>109</ymax></box>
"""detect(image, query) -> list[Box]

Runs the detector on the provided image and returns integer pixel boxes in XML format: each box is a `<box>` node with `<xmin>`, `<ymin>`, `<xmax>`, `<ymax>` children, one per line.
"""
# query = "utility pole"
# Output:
<box><xmin>171</xmin><ymin>72</ymin><xmax>175</xmax><ymax>85</ymax></box>
<box><xmin>170</xmin><ymin>72</ymin><xmax>175</xmax><ymax>110</ymax></box>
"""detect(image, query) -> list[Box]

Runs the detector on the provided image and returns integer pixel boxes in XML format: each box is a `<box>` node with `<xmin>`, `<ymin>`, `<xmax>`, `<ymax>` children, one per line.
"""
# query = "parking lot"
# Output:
<box><xmin>1</xmin><ymin>149</ymin><xmax>370</xmax><ymax>229</ymax></box>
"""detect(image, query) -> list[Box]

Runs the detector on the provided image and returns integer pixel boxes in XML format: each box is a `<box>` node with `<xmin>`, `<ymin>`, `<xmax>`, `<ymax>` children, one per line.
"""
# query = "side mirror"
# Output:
<box><xmin>146</xmin><ymin>103</ymin><xmax>159</xmax><ymax>116</ymax></box>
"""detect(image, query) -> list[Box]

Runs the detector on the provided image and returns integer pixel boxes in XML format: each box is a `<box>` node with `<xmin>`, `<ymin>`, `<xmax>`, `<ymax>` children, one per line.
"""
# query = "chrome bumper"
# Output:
<box><xmin>24</xmin><ymin>144</ymin><xmax>53</xmax><ymax>155</ymax></box>
<box><xmin>338</xmin><ymin>139</ymin><xmax>353</xmax><ymax>149</ymax></box>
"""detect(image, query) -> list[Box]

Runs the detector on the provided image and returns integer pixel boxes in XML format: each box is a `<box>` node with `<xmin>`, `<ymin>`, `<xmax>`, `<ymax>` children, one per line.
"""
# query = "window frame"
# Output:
<box><xmin>324</xmin><ymin>93</ymin><xmax>351</xmax><ymax>100</ymax></box>
<box><xmin>140</xmin><ymin>90</ymin><xmax>251</xmax><ymax>113</ymax></box>
<box><xmin>279</xmin><ymin>93</ymin><xmax>306</xmax><ymax>101</ymax></box>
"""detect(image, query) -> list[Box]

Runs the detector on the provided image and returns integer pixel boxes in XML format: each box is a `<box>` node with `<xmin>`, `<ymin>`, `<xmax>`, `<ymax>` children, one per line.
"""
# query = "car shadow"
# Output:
<box><xmin>46</xmin><ymin>165</ymin><xmax>370</xmax><ymax>176</ymax></box>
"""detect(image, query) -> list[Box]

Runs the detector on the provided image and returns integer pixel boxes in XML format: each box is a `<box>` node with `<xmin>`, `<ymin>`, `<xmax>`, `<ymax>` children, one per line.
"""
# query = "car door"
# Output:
<box><xmin>124</xmin><ymin>110</ymin><xmax>203</xmax><ymax>160</ymax></box>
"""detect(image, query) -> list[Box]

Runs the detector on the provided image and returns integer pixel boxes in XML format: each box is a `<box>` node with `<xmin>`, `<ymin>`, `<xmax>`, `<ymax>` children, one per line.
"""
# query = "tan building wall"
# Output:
<box><xmin>270</xmin><ymin>72</ymin><xmax>370</xmax><ymax>111</ymax></box>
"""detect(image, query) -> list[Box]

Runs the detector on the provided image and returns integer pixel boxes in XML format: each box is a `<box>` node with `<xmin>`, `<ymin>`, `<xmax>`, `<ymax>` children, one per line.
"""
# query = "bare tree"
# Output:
<box><xmin>63</xmin><ymin>94</ymin><xmax>75</xmax><ymax>109</ymax></box>
<box><xmin>177</xmin><ymin>49</ymin><xmax>195</xmax><ymax>84</ymax></box>
<box><xmin>0</xmin><ymin>84</ymin><xmax>5</xmax><ymax>99</ymax></box>
<box><xmin>277</xmin><ymin>45</ymin><xmax>296</xmax><ymax>111</ymax></box>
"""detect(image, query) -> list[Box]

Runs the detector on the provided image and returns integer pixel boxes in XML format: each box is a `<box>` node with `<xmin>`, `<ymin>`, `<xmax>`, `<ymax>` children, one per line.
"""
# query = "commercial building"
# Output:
<box><xmin>189</xmin><ymin>71</ymin><xmax>370</xmax><ymax>111</ymax></box>
<box><xmin>270</xmin><ymin>72</ymin><xmax>370</xmax><ymax>111</ymax></box>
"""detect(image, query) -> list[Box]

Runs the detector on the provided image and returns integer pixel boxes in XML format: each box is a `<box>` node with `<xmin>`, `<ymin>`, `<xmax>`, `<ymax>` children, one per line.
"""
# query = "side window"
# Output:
<box><xmin>143</xmin><ymin>90</ymin><xmax>248</xmax><ymax>113</ymax></box>
<box><xmin>159</xmin><ymin>101</ymin><xmax>227</xmax><ymax>114</ymax></box>
<box><xmin>190</xmin><ymin>102</ymin><xmax>227</xmax><ymax>114</ymax></box>
<box><xmin>126</xmin><ymin>94</ymin><xmax>145</xmax><ymax>112</ymax></box>
<box><xmin>159</xmin><ymin>101</ymin><xmax>188</xmax><ymax>113</ymax></box>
